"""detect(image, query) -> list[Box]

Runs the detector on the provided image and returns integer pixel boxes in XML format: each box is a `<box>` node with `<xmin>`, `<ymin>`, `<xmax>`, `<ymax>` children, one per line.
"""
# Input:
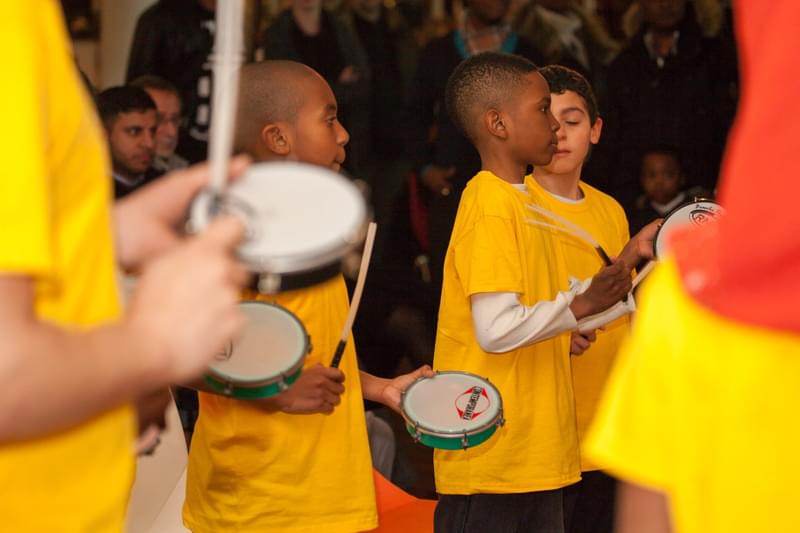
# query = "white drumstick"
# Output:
<box><xmin>632</xmin><ymin>260</ymin><xmax>657</xmax><ymax>290</ymax></box>
<box><xmin>526</xmin><ymin>203</ymin><xmax>613</xmax><ymax>265</ymax></box>
<box><xmin>207</xmin><ymin>0</ymin><xmax>245</xmax><ymax>196</ymax></box>
<box><xmin>331</xmin><ymin>222</ymin><xmax>378</xmax><ymax>368</ymax></box>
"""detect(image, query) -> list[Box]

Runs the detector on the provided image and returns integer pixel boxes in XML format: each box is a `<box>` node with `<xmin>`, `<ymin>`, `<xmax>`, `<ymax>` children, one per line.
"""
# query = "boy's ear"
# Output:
<box><xmin>260</xmin><ymin>123</ymin><xmax>292</xmax><ymax>156</ymax></box>
<box><xmin>590</xmin><ymin>116</ymin><xmax>603</xmax><ymax>145</ymax></box>
<box><xmin>485</xmin><ymin>109</ymin><xmax>508</xmax><ymax>140</ymax></box>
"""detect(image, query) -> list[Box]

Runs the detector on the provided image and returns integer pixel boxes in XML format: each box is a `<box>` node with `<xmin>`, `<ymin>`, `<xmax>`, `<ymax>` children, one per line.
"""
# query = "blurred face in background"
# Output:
<box><xmin>294</xmin><ymin>0</ymin><xmax>323</xmax><ymax>13</ymax></box>
<box><xmin>639</xmin><ymin>0</ymin><xmax>686</xmax><ymax>32</ymax></box>
<box><xmin>107</xmin><ymin>110</ymin><xmax>157</xmax><ymax>179</ymax></box>
<box><xmin>144</xmin><ymin>88</ymin><xmax>182</xmax><ymax>159</ymax></box>
<box><xmin>640</xmin><ymin>151</ymin><xmax>684</xmax><ymax>205</ymax></box>
<box><xmin>469</xmin><ymin>0</ymin><xmax>511</xmax><ymax>25</ymax></box>
<box><xmin>535</xmin><ymin>0</ymin><xmax>572</xmax><ymax>12</ymax></box>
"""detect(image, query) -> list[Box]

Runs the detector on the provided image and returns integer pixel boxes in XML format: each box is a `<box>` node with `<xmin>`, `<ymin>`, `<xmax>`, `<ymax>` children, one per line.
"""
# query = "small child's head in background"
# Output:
<box><xmin>445</xmin><ymin>52</ymin><xmax>559</xmax><ymax>170</ymax></box>
<box><xmin>234</xmin><ymin>60</ymin><xmax>349</xmax><ymax>170</ymax></box>
<box><xmin>537</xmin><ymin>65</ymin><xmax>602</xmax><ymax>177</ymax></box>
<box><xmin>639</xmin><ymin>145</ymin><xmax>685</xmax><ymax>206</ymax></box>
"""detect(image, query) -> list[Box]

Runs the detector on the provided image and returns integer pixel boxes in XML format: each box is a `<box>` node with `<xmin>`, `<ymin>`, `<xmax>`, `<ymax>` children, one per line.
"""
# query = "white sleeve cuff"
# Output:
<box><xmin>576</xmin><ymin>293</ymin><xmax>636</xmax><ymax>333</ymax></box>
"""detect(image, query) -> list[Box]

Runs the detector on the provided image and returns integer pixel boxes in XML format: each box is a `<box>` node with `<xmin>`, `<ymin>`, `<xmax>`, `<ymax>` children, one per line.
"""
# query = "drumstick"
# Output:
<box><xmin>632</xmin><ymin>260</ymin><xmax>657</xmax><ymax>290</ymax></box>
<box><xmin>331</xmin><ymin>222</ymin><xmax>378</xmax><ymax>368</ymax></box>
<box><xmin>526</xmin><ymin>204</ymin><xmax>628</xmax><ymax>302</ymax></box>
<box><xmin>526</xmin><ymin>219</ymin><xmax>613</xmax><ymax>266</ymax></box>
<box><xmin>526</xmin><ymin>204</ymin><xmax>613</xmax><ymax>266</ymax></box>
<box><xmin>207</xmin><ymin>0</ymin><xmax>245</xmax><ymax>199</ymax></box>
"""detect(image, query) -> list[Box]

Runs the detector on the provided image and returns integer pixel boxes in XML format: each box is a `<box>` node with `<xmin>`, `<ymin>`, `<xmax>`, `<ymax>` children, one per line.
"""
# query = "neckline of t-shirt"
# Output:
<box><xmin>527</xmin><ymin>175</ymin><xmax>591</xmax><ymax>212</ymax></box>
<box><xmin>478</xmin><ymin>170</ymin><xmax>529</xmax><ymax>196</ymax></box>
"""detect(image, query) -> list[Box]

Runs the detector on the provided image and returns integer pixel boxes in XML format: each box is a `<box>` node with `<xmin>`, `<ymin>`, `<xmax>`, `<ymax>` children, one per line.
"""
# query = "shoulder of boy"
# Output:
<box><xmin>462</xmin><ymin>175</ymin><xmax>521</xmax><ymax>217</ymax></box>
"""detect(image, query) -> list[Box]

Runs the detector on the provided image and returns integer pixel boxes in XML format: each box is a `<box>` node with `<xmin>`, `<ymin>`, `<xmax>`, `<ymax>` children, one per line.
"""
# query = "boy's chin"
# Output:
<box><xmin>531</xmin><ymin>154</ymin><xmax>555</xmax><ymax>167</ymax></box>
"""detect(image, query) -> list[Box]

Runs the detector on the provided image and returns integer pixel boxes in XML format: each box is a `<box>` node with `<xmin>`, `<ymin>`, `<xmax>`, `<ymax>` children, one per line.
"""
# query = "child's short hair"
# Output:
<box><xmin>96</xmin><ymin>86</ymin><xmax>156</xmax><ymax>128</ymax></box>
<box><xmin>640</xmin><ymin>144</ymin><xmax>684</xmax><ymax>172</ymax></box>
<box><xmin>129</xmin><ymin>74</ymin><xmax>180</xmax><ymax>98</ymax></box>
<box><xmin>445</xmin><ymin>52</ymin><xmax>539</xmax><ymax>143</ymax></box>
<box><xmin>539</xmin><ymin>65</ymin><xmax>599</xmax><ymax>124</ymax></box>
<box><xmin>234</xmin><ymin>61</ymin><xmax>313</xmax><ymax>153</ymax></box>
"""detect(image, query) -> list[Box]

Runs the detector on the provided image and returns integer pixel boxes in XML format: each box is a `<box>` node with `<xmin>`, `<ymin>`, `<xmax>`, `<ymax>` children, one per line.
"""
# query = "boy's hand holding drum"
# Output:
<box><xmin>618</xmin><ymin>219</ymin><xmax>662</xmax><ymax>268</ymax></box>
<box><xmin>257</xmin><ymin>364</ymin><xmax>346</xmax><ymax>415</ymax></box>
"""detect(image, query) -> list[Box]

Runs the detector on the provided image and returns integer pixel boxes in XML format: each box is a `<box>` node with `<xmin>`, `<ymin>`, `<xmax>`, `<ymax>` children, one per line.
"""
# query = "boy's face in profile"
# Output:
<box><xmin>289</xmin><ymin>75</ymin><xmax>349</xmax><ymax>172</ymax></box>
<box><xmin>508</xmin><ymin>72</ymin><xmax>559</xmax><ymax>167</ymax></box>
<box><xmin>541</xmin><ymin>89</ymin><xmax>601</xmax><ymax>176</ymax></box>
<box><xmin>641</xmin><ymin>152</ymin><xmax>683</xmax><ymax>205</ymax></box>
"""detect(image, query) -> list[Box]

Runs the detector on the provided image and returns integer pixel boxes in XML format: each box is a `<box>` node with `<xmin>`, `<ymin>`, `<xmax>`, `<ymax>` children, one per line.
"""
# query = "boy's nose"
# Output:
<box><xmin>549</xmin><ymin>112</ymin><xmax>560</xmax><ymax>132</ymax></box>
<box><xmin>337</xmin><ymin>122</ymin><xmax>350</xmax><ymax>146</ymax></box>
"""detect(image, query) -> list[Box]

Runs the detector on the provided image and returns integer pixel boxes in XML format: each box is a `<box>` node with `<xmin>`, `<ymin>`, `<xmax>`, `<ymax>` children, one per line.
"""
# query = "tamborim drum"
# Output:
<box><xmin>205</xmin><ymin>301</ymin><xmax>311</xmax><ymax>399</ymax></box>
<box><xmin>191</xmin><ymin>161</ymin><xmax>368</xmax><ymax>293</ymax></box>
<box><xmin>400</xmin><ymin>371</ymin><xmax>504</xmax><ymax>450</ymax></box>
<box><xmin>654</xmin><ymin>199</ymin><xmax>724</xmax><ymax>258</ymax></box>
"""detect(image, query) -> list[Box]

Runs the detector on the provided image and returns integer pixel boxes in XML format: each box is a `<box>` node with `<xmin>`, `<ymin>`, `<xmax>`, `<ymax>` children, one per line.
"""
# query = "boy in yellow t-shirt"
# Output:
<box><xmin>532</xmin><ymin>65</ymin><xmax>659</xmax><ymax>533</ymax></box>
<box><xmin>433</xmin><ymin>52</ymin><xmax>655</xmax><ymax>532</ymax></box>
<box><xmin>183</xmin><ymin>60</ymin><xmax>433</xmax><ymax>533</ymax></box>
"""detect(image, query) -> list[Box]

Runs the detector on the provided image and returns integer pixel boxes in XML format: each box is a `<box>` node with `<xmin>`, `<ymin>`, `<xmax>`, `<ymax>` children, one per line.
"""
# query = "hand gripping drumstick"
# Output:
<box><xmin>331</xmin><ymin>222</ymin><xmax>378</xmax><ymax>368</ymax></box>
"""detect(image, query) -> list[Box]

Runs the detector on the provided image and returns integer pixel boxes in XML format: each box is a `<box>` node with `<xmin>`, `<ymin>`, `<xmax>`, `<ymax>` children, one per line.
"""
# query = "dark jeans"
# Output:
<box><xmin>568</xmin><ymin>471</ymin><xmax>617</xmax><ymax>533</ymax></box>
<box><xmin>435</xmin><ymin>486</ymin><xmax>578</xmax><ymax>533</ymax></box>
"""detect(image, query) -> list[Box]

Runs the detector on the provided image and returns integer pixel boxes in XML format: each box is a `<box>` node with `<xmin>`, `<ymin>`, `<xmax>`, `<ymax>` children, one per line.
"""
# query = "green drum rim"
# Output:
<box><xmin>405</xmin><ymin>423</ymin><xmax>498</xmax><ymax>450</ymax></box>
<box><xmin>204</xmin><ymin>366</ymin><xmax>303</xmax><ymax>399</ymax></box>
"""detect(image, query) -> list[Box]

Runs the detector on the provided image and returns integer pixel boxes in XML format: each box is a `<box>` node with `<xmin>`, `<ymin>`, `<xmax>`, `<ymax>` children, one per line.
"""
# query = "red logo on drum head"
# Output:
<box><xmin>455</xmin><ymin>386</ymin><xmax>490</xmax><ymax>420</ymax></box>
<box><xmin>690</xmin><ymin>208</ymin><xmax>718</xmax><ymax>226</ymax></box>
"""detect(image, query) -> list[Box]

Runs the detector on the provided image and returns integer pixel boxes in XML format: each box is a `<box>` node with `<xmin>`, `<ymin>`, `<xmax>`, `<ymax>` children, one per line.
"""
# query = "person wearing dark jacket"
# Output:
<box><xmin>593</xmin><ymin>0</ymin><xmax>738</xmax><ymax>212</ymax></box>
<box><xmin>406</xmin><ymin>0</ymin><xmax>545</xmax><ymax>316</ymax></box>
<box><xmin>260</xmin><ymin>0</ymin><xmax>371</xmax><ymax>179</ymax></box>
<box><xmin>126</xmin><ymin>0</ymin><xmax>216</xmax><ymax>164</ymax></box>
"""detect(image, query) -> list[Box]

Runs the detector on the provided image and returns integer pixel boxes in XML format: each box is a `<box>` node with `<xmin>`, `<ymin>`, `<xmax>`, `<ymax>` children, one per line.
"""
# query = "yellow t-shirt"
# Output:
<box><xmin>184</xmin><ymin>275</ymin><xmax>377</xmax><ymax>533</ymax></box>
<box><xmin>528</xmin><ymin>177</ymin><xmax>631</xmax><ymax>471</ymax></box>
<box><xmin>433</xmin><ymin>171</ymin><xmax>581</xmax><ymax>494</ymax></box>
<box><xmin>0</xmin><ymin>2</ymin><xmax>135</xmax><ymax>531</ymax></box>
<box><xmin>587</xmin><ymin>259</ymin><xmax>800</xmax><ymax>533</ymax></box>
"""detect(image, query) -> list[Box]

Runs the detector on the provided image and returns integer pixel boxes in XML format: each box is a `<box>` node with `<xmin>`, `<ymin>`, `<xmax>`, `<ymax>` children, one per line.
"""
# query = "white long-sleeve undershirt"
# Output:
<box><xmin>470</xmin><ymin>281</ymin><xmax>635</xmax><ymax>353</ymax></box>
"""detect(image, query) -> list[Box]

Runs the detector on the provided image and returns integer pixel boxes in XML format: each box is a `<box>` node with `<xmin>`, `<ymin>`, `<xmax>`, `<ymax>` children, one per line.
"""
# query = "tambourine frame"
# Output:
<box><xmin>653</xmin><ymin>197</ymin><xmax>723</xmax><ymax>258</ymax></box>
<box><xmin>399</xmin><ymin>370</ymin><xmax>505</xmax><ymax>438</ymax></box>
<box><xmin>189</xmin><ymin>161</ymin><xmax>370</xmax><ymax>294</ymax></box>
<box><xmin>205</xmin><ymin>301</ymin><xmax>312</xmax><ymax>398</ymax></box>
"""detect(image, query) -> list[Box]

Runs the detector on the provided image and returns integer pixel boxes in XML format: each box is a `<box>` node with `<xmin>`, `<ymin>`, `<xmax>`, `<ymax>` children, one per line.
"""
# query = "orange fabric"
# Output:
<box><xmin>673</xmin><ymin>0</ymin><xmax>800</xmax><ymax>332</ymax></box>
<box><xmin>366</xmin><ymin>470</ymin><xmax>436</xmax><ymax>533</ymax></box>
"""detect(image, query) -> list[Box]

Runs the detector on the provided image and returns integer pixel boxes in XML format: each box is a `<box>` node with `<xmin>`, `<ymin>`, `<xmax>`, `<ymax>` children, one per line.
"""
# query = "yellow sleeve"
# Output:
<box><xmin>586</xmin><ymin>262</ymin><xmax>679</xmax><ymax>491</ymax></box>
<box><xmin>0</xmin><ymin>5</ymin><xmax>53</xmax><ymax>276</ymax></box>
<box><xmin>453</xmin><ymin>213</ymin><xmax>525</xmax><ymax>297</ymax></box>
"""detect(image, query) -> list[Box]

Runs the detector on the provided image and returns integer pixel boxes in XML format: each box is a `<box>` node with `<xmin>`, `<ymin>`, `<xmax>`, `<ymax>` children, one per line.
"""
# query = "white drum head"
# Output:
<box><xmin>402</xmin><ymin>372</ymin><xmax>502</xmax><ymax>434</ymax></box>
<box><xmin>191</xmin><ymin>161</ymin><xmax>367</xmax><ymax>274</ymax></box>
<box><xmin>655</xmin><ymin>200</ymin><xmax>723</xmax><ymax>258</ymax></box>
<box><xmin>208</xmin><ymin>301</ymin><xmax>307</xmax><ymax>382</ymax></box>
